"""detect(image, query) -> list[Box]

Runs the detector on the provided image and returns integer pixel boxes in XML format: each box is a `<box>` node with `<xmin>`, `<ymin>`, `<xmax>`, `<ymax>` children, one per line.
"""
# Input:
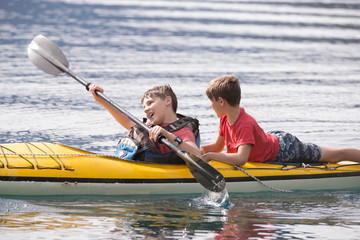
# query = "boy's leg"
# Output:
<box><xmin>319</xmin><ymin>147</ymin><xmax>360</xmax><ymax>163</ymax></box>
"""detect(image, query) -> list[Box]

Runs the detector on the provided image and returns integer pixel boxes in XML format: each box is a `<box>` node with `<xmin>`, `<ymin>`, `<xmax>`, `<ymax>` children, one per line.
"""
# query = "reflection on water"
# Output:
<box><xmin>0</xmin><ymin>192</ymin><xmax>359</xmax><ymax>239</ymax></box>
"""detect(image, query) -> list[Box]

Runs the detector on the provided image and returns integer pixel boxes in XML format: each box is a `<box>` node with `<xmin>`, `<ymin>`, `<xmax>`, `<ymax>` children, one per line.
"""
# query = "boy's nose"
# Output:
<box><xmin>144</xmin><ymin>105</ymin><xmax>150</xmax><ymax>113</ymax></box>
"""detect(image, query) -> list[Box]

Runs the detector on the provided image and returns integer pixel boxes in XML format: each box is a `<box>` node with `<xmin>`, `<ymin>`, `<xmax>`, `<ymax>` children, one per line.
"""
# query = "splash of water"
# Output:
<box><xmin>201</xmin><ymin>188</ymin><xmax>231</xmax><ymax>207</ymax></box>
<box><xmin>191</xmin><ymin>188</ymin><xmax>232</xmax><ymax>208</ymax></box>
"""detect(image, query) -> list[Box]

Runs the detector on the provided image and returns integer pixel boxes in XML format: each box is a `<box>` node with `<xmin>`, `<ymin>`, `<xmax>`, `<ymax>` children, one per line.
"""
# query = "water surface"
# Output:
<box><xmin>0</xmin><ymin>0</ymin><xmax>359</xmax><ymax>239</ymax></box>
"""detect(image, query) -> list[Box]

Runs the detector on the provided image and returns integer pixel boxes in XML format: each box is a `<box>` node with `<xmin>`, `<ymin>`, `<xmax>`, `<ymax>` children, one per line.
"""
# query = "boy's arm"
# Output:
<box><xmin>149</xmin><ymin>126</ymin><xmax>201</xmax><ymax>156</ymax></box>
<box><xmin>180</xmin><ymin>140</ymin><xmax>201</xmax><ymax>156</ymax></box>
<box><xmin>89</xmin><ymin>84</ymin><xmax>135</xmax><ymax>130</ymax></box>
<box><xmin>202</xmin><ymin>144</ymin><xmax>252</xmax><ymax>166</ymax></box>
<box><xmin>200</xmin><ymin>134</ymin><xmax>225</xmax><ymax>154</ymax></box>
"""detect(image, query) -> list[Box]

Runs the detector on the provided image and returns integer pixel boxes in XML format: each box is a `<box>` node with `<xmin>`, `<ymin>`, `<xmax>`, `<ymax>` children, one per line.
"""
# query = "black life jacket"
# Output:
<box><xmin>115</xmin><ymin>114</ymin><xmax>200</xmax><ymax>164</ymax></box>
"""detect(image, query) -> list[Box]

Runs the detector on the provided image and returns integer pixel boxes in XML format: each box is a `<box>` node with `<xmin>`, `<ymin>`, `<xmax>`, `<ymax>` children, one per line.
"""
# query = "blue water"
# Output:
<box><xmin>1</xmin><ymin>0</ymin><xmax>360</xmax><ymax>239</ymax></box>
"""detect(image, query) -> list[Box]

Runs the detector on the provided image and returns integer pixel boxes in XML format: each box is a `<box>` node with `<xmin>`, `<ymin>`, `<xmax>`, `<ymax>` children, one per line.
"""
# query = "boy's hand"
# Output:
<box><xmin>149</xmin><ymin>126</ymin><xmax>169</xmax><ymax>142</ymax></box>
<box><xmin>88</xmin><ymin>84</ymin><xmax>104</xmax><ymax>99</ymax></box>
<box><xmin>201</xmin><ymin>152</ymin><xmax>215</xmax><ymax>162</ymax></box>
<box><xmin>200</xmin><ymin>146</ymin><xmax>206</xmax><ymax>155</ymax></box>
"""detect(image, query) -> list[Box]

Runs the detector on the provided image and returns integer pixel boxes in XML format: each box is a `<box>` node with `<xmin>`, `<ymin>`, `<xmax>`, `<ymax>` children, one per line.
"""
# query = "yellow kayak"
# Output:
<box><xmin>0</xmin><ymin>142</ymin><xmax>359</xmax><ymax>195</ymax></box>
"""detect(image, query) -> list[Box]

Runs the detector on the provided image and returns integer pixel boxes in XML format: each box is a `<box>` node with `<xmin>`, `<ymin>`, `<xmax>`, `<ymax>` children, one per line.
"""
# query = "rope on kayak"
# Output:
<box><xmin>1</xmin><ymin>152</ymin><xmax>122</xmax><ymax>158</ymax></box>
<box><xmin>300</xmin><ymin>162</ymin><xmax>360</xmax><ymax>170</ymax></box>
<box><xmin>234</xmin><ymin>166</ymin><xmax>293</xmax><ymax>193</ymax></box>
<box><xmin>0</xmin><ymin>142</ymin><xmax>123</xmax><ymax>171</ymax></box>
<box><xmin>233</xmin><ymin>162</ymin><xmax>359</xmax><ymax>193</ymax></box>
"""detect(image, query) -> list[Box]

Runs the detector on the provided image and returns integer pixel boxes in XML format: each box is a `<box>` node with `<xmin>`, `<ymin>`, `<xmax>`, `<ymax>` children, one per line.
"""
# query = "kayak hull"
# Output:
<box><xmin>1</xmin><ymin>142</ymin><xmax>359</xmax><ymax>196</ymax></box>
<box><xmin>0</xmin><ymin>176</ymin><xmax>358</xmax><ymax>196</ymax></box>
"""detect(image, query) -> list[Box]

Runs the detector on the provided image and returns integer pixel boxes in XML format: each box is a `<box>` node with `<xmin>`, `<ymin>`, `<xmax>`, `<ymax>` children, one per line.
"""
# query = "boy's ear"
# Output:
<box><xmin>165</xmin><ymin>95</ymin><xmax>172</xmax><ymax>106</ymax></box>
<box><xmin>218</xmin><ymin>97</ymin><xmax>225</xmax><ymax>105</ymax></box>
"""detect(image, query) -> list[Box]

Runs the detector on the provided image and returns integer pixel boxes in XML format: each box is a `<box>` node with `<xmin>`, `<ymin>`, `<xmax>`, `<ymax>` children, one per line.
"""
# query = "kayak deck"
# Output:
<box><xmin>0</xmin><ymin>142</ymin><xmax>359</xmax><ymax>195</ymax></box>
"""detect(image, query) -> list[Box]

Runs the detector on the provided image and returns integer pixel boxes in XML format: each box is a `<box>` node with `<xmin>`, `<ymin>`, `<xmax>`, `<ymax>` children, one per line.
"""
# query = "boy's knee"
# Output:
<box><xmin>319</xmin><ymin>147</ymin><xmax>344</xmax><ymax>163</ymax></box>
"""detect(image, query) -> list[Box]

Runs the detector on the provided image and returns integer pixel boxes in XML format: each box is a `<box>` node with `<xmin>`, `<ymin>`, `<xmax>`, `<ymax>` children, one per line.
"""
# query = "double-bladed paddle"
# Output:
<box><xmin>27</xmin><ymin>35</ymin><xmax>226</xmax><ymax>193</ymax></box>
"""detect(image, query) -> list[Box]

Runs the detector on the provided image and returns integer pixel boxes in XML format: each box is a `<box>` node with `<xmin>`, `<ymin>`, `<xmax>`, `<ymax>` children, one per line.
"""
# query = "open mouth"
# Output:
<box><xmin>148</xmin><ymin>112</ymin><xmax>155</xmax><ymax>119</ymax></box>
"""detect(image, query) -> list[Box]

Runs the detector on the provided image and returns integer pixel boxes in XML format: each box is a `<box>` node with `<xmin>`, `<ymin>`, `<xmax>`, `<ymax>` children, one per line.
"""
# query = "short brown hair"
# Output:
<box><xmin>141</xmin><ymin>85</ymin><xmax>178</xmax><ymax>112</ymax></box>
<box><xmin>206</xmin><ymin>75</ymin><xmax>241</xmax><ymax>106</ymax></box>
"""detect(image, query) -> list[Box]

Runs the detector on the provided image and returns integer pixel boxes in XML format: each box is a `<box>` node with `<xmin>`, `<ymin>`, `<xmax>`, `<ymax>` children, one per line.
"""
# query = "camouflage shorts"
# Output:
<box><xmin>268</xmin><ymin>131</ymin><xmax>322</xmax><ymax>163</ymax></box>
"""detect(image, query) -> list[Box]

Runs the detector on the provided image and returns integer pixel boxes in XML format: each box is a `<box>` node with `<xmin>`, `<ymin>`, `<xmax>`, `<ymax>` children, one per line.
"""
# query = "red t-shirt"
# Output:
<box><xmin>219</xmin><ymin>107</ymin><xmax>279</xmax><ymax>162</ymax></box>
<box><xmin>157</xmin><ymin>124</ymin><xmax>196</xmax><ymax>154</ymax></box>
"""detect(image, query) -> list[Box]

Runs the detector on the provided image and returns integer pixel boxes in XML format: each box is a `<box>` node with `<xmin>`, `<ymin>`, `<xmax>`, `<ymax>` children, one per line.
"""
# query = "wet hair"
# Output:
<box><xmin>141</xmin><ymin>85</ymin><xmax>178</xmax><ymax>112</ymax></box>
<box><xmin>206</xmin><ymin>75</ymin><xmax>241</xmax><ymax>106</ymax></box>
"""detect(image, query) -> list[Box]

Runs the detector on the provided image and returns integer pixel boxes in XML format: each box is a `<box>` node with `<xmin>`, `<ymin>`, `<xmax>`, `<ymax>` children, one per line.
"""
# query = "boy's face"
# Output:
<box><xmin>143</xmin><ymin>96</ymin><xmax>170</xmax><ymax>125</ymax></box>
<box><xmin>210</xmin><ymin>98</ymin><xmax>225</xmax><ymax>118</ymax></box>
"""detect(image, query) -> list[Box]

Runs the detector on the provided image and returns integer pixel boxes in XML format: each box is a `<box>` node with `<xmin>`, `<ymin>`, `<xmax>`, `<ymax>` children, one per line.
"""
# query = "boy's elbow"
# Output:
<box><xmin>235</xmin><ymin>159</ymin><xmax>247</xmax><ymax>166</ymax></box>
<box><xmin>191</xmin><ymin>147</ymin><xmax>201</xmax><ymax>156</ymax></box>
<box><xmin>183</xmin><ymin>141</ymin><xmax>201</xmax><ymax>156</ymax></box>
<box><xmin>230</xmin><ymin>154</ymin><xmax>248</xmax><ymax>166</ymax></box>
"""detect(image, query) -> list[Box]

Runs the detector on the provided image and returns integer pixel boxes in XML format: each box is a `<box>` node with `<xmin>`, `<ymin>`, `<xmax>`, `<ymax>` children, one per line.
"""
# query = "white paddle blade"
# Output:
<box><xmin>28</xmin><ymin>35</ymin><xmax>69</xmax><ymax>75</ymax></box>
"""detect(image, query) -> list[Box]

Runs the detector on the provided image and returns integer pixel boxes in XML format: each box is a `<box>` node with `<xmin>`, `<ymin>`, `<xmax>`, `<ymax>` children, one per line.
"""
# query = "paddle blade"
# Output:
<box><xmin>28</xmin><ymin>35</ymin><xmax>69</xmax><ymax>75</ymax></box>
<box><xmin>184</xmin><ymin>152</ymin><xmax>226</xmax><ymax>192</ymax></box>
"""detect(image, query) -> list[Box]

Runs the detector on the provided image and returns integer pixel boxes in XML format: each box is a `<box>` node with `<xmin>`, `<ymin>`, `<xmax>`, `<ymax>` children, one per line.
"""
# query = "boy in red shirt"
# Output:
<box><xmin>201</xmin><ymin>75</ymin><xmax>360</xmax><ymax>165</ymax></box>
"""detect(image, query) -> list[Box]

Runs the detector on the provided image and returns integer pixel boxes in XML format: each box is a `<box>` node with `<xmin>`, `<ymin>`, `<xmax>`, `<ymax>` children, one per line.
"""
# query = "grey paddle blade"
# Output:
<box><xmin>184</xmin><ymin>152</ymin><xmax>226</xmax><ymax>192</ymax></box>
<box><xmin>28</xmin><ymin>35</ymin><xmax>69</xmax><ymax>75</ymax></box>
